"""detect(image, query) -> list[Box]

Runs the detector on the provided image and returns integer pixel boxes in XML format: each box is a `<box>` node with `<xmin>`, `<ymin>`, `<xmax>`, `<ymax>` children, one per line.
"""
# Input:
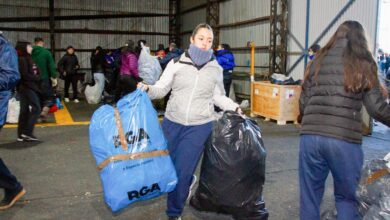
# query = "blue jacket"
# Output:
<box><xmin>216</xmin><ymin>49</ymin><xmax>235</xmax><ymax>71</ymax></box>
<box><xmin>0</xmin><ymin>34</ymin><xmax>20</xmax><ymax>126</ymax></box>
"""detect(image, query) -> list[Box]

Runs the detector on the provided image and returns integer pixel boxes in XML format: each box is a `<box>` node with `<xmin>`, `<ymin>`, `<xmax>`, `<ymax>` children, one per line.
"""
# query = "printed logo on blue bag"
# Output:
<box><xmin>113</xmin><ymin>128</ymin><xmax>150</xmax><ymax>148</ymax></box>
<box><xmin>127</xmin><ymin>183</ymin><xmax>161</xmax><ymax>201</ymax></box>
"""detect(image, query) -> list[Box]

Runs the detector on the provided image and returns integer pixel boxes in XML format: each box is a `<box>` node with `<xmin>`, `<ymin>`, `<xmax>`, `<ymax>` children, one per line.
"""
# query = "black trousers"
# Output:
<box><xmin>0</xmin><ymin>158</ymin><xmax>21</xmax><ymax>194</ymax></box>
<box><xmin>64</xmin><ymin>74</ymin><xmax>78</xmax><ymax>99</ymax></box>
<box><xmin>18</xmin><ymin>89</ymin><xmax>41</xmax><ymax>137</ymax></box>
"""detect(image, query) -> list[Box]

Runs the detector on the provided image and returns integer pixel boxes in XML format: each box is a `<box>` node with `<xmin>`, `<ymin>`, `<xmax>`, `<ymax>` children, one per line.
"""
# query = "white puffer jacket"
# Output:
<box><xmin>148</xmin><ymin>53</ymin><xmax>239</xmax><ymax>126</ymax></box>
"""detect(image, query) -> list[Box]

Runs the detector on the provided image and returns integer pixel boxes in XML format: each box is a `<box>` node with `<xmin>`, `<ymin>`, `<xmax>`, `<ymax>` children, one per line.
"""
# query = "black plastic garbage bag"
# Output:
<box><xmin>190</xmin><ymin>111</ymin><xmax>268</xmax><ymax>220</ymax></box>
<box><xmin>357</xmin><ymin>158</ymin><xmax>390</xmax><ymax>220</ymax></box>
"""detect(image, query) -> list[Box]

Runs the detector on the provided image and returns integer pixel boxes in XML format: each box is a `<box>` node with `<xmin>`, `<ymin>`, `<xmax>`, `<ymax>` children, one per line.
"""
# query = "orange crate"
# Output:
<box><xmin>251</xmin><ymin>81</ymin><xmax>301</xmax><ymax>125</ymax></box>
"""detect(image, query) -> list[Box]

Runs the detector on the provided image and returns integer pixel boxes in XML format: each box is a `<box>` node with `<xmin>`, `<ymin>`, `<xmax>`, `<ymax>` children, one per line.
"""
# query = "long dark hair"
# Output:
<box><xmin>304</xmin><ymin>20</ymin><xmax>378</xmax><ymax>93</ymax></box>
<box><xmin>15</xmin><ymin>41</ymin><xmax>31</xmax><ymax>57</ymax></box>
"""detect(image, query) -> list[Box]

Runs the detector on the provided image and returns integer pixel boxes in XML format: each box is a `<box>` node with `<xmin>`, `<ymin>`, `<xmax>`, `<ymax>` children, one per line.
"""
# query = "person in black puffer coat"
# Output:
<box><xmin>57</xmin><ymin>46</ymin><xmax>80</xmax><ymax>102</ymax></box>
<box><xmin>15</xmin><ymin>41</ymin><xmax>41</xmax><ymax>141</ymax></box>
<box><xmin>299</xmin><ymin>20</ymin><xmax>390</xmax><ymax>220</ymax></box>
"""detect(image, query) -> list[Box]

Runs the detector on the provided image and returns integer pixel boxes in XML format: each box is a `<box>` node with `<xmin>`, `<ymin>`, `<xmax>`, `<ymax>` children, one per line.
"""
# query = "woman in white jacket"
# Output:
<box><xmin>139</xmin><ymin>23</ymin><xmax>241</xmax><ymax>220</ymax></box>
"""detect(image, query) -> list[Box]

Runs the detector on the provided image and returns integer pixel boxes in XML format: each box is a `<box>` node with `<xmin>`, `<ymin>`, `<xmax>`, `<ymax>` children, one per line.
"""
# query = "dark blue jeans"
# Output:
<box><xmin>162</xmin><ymin>118</ymin><xmax>212</xmax><ymax>217</ymax></box>
<box><xmin>223</xmin><ymin>70</ymin><xmax>232</xmax><ymax>97</ymax></box>
<box><xmin>0</xmin><ymin>158</ymin><xmax>22</xmax><ymax>195</ymax></box>
<box><xmin>299</xmin><ymin>135</ymin><xmax>363</xmax><ymax>220</ymax></box>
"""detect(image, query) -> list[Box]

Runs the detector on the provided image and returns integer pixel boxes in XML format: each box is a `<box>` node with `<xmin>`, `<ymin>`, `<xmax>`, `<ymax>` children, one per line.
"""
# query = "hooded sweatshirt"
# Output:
<box><xmin>31</xmin><ymin>46</ymin><xmax>58</xmax><ymax>80</ymax></box>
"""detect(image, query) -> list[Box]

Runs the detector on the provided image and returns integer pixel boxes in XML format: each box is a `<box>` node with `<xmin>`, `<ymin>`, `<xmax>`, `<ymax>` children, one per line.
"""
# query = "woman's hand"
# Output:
<box><xmin>137</xmin><ymin>82</ymin><xmax>149</xmax><ymax>92</ymax></box>
<box><xmin>236</xmin><ymin>107</ymin><xmax>243</xmax><ymax>115</ymax></box>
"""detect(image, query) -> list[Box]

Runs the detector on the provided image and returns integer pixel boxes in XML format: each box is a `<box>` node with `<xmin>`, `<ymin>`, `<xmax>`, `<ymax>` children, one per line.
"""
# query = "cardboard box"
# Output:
<box><xmin>251</xmin><ymin>81</ymin><xmax>301</xmax><ymax>125</ymax></box>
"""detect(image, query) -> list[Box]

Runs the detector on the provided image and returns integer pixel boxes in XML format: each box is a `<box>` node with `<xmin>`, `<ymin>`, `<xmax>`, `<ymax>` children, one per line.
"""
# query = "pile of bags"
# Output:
<box><xmin>321</xmin><ymin>153</ymin><xmax>390</xmax><ymax>220</ymax></box>
<box><xmin>190</xmin><ymin>111</ymin><xmax>269</xmax><ymax>220</ymax></box>
<box><xmin>357</xmin><ymin>153</ymin><xmax>390</xmax><ymax>220</ymax></box>
<box><xmin>89</xmin><ymin>89</ymin><xmax>177</xmax><ymax>212</ymax></box>
<box><xmin>269</xmin><ymin>73</ymin><xmax>301</xmax><ymax>85</ymax></box>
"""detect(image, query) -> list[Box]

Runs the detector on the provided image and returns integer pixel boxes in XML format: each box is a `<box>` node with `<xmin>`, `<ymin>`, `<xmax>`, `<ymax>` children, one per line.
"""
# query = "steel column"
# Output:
<box><xmin>207</xmin><ymin>0</ymin><xmax>220</xmax><ymax>48</ymax></box>
<box><xmin>269</xmin><ymin>0</ymin><xmax>288</xmax><ymax>75</ymax></box>
<box><xmin>303</xmin><ymin>0</ymin><xmax>310</xmax><ymax>68</ymax></box>
<box><xmin>49</xmin><ymin>0</ymin><xmax>55</xmax><ymax>55</ymax></box>
<box><xmin>169</xmin><ymin>0</ymin><xmax>181</xmax><ymax>47</ymax></box>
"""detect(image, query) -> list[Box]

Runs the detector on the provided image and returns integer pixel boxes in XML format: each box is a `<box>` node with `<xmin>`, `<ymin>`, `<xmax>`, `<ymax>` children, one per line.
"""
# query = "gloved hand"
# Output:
<box><xmin>137</xmin><ymin>82</ymin><xmax>149</xmax><ymax>92</ymax></box>
<box><xmin>51</xmin><ymin>77</ymin><xmax>58</xmax><ymax>87</ymax></box>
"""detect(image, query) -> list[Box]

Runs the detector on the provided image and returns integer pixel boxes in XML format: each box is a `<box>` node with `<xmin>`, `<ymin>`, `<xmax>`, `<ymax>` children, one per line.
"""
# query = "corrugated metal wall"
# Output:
<box><xmin>219</xmin><ymin>0</ymin><xmax>270</xmax><ymax>99</ymax></box>
<box><xmin>179</xmin><ymin>0</ymin><xmax>271</xmax><ymax>99</ymax></box>
<box><xmin>287</xmin><ymin>0</ymin><xmax>380</xmax><ymax>80</ymax></box>
<box><xmin>180</xmin><ymin>9</ymin><xmax>207</xmax><ymax>49</ymax></box>
<box><xmin>0</xmin><ymin>0</ymin><xmax>169</xmax><ymax>68</ymax></box>
<box><xmin>180</xmin><ymin>0</ymin><xmax>206</xmax><ymax>12</ymax></box>
<box><xmin>1</xmin><ymin>0</ymin><xmax>380</xmax><ymax>99</ymax></box>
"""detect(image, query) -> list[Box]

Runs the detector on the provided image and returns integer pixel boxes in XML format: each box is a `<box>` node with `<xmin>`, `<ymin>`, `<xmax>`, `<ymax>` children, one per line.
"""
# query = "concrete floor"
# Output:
<box><xmin>0</xmin><ymin>101</ymin><xmax>389</xmax><ymax>220</ymax></box>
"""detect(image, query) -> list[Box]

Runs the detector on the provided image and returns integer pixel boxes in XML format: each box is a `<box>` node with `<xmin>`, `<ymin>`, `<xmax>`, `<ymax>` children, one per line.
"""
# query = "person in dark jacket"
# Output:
<box><xmin>216</xmin><ymin>43</ymin><xmax>235</xmax><ymax>96</ymax></box>
<box><xmin>57</xmin><ymin>46</ymin><xmax>80</xmax><ymax>103</ymax></box>
<box><xmin>0</xmin><ymin>32</ymin><xmax>26</xmax><ymax>210</ymax></box>
<box><xmin>299</xmin><ymin>20</ymin><xmax>390</xmax><ymax>220</ymax></box>
<box><xmin>159</xmin><ymin>42</ymin><xmax>184</xmax><ymax>70</ymax></box>
<box><xmin>31</xmin><ymin>37</ymin><xmax>58</xmax><ymax>122</ymax></box>
<box><xmin>15</xmin><ymin>41</ymin><xmax>41</xmax><ymax>141</ymax></box>
<box><xmin>89</xmin><ymin>46</ymin><xmax>105</xmax><ymax>84</ymax></box>
<box><xmin>135</xmin><ymin>39</ymin><xmax>147</xmax><ymax>56</ymax></box>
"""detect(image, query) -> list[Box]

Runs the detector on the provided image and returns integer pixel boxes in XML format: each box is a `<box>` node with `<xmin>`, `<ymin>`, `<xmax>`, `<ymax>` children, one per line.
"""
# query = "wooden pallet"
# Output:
<box><xmin>250</xmin><ymin>81</ymin><xmax>301</xmax><ymax>125</ymax></box>
<box><xmin>250</xmin><ymin>113</ymin><xmax>298</xmax><ymax>125</ymax></box>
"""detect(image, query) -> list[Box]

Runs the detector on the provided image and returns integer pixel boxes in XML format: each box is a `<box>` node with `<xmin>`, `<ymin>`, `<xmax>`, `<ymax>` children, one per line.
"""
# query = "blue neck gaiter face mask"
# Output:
<box><xmin>188</xmin><ymin>44</ymin><xmax>213</xmax><ymax>66</ymax></box>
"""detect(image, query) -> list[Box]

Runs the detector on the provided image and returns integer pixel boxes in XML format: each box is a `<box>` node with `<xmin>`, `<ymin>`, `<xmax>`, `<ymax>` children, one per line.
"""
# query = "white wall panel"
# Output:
<box><xmin>288</xmin><ymin>0</ymin><xmax>379</xmax><ymax>80</ymax></box>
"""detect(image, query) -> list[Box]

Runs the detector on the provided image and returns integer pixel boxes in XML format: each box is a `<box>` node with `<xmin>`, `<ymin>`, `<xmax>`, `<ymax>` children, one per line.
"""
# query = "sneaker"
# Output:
<box><xmin>73</xmin><ymin>98</ymin><xmax>79</xmax><ymax>103</ymax></box>
<box><xmin>64</xmin><ymin>98</ymin><xmax>70</xmax><ymax>102</ymax></box>
<box><xmin>187</xmin><ymin>175</ymin><xmax>197</xmax><ymax>200</ymax></box>
<box><xmin>0</xmin><ymin>188</ymin><xmax>26</xmax><ymax>210</ymax></box>
<box><xmin>16</xmin><ymin>136</ymin><xmax>24</xmax><ymax>142</ymax></box>
<box><xmin>168</xmin><ymin>216</ymin><xmax>182</xmax><ymax>220</ymax></box>
<box><xmin>21</xmin><ymin>134</ymin><xmax>39</xmax><ymax>141</ymax></box>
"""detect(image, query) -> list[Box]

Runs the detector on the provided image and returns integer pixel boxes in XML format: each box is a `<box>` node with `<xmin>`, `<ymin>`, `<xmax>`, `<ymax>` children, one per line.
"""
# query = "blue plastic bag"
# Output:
<box><xmin>89</xmin><ymin>89</ymin><xmax>177</xmax><ymax>212</ymax></box>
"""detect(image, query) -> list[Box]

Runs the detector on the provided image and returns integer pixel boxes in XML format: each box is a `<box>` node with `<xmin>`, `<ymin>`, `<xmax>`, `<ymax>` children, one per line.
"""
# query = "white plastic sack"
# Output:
<box><xmin>6</xmin><ymin>97</ymin><xmax>20</xmax><ymax>124</ymax></box>
<box><xmin>85</xmin><ymin>73</ymin><xmax>105</xmax><ymax>104</ymax></box>
<box><xmin>138</xmin><ymin>43</ymin><xmax>162</xmax><ymax>85</ymax></box>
